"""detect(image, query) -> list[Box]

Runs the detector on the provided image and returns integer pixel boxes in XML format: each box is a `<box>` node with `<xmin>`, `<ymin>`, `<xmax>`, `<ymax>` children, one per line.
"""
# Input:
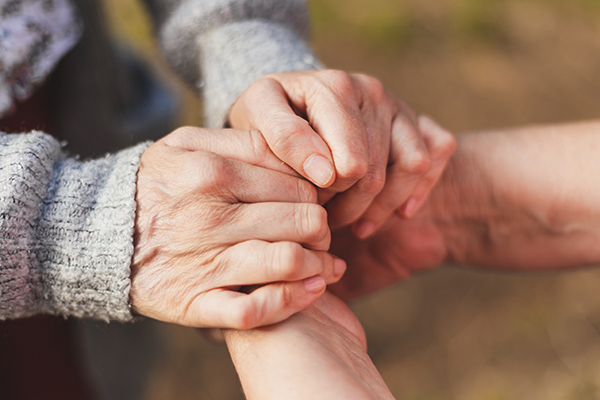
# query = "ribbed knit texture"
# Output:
<box><xmin>158</xmin><ymin>0</ymin><xmax>323</xmax><ymax>128</ymax></box>
<box><xmin>0</xmin><ymin>0</ymin><xmax>82</xmax><ymax>117</ymax></box>
<box><xmin>0</xmin><ymin>0</ymin><xmax>323</xmax><ymax>321</ymax></box>
<box><xmin>0</xmin><ymin>132</ymin><xmax>149</xmax><ymax>321</ymax></box>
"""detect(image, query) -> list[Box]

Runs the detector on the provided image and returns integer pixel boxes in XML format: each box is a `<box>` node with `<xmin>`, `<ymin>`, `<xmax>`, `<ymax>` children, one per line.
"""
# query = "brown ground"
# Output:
<box><xmin>103</xmin><ymin>1</ymin><xmax>600</xmax><ymax>399</ymax></box>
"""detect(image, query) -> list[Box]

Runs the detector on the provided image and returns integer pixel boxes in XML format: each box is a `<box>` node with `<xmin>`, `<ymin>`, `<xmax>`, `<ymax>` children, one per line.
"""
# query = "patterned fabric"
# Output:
<box><xmin>0</xmin><ymin>0</ymin><xmax>82</xmax><ymax>117</ymax></box>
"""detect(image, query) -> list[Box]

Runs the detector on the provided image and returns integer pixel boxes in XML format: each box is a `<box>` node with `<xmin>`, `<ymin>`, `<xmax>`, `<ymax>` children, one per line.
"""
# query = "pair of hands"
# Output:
<box><xmin>130</xmin><ymin>69</ymin><xmax>456</xmax><ymax>329</ymax></box>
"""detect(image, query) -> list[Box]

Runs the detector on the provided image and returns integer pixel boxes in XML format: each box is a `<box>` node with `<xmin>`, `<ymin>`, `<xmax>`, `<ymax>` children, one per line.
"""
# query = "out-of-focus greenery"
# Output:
<box><xmin>309</xmin><ymin>0</ymin><xmax>600</xmax><ymax>49</ymax></box>
<box><xmin>309</xmin><ymin>0</ymin><xmax>416</xmax><ymax>48</ymax></box>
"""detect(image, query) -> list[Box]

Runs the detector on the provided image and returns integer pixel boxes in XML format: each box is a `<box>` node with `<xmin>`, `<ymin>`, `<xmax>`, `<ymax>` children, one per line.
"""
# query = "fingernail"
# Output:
<box><xmin>353</xmin><ymin>220</ymin><xmax>376</xmax><ymax>239</ymax></box>
<box><xmin>303</xmin><ymin>154</ymin><xmax>334</xmax><ymax>187</ymax></box>
<box><xmin>403</xmin><ymin>196</ymin><xmax>418</xmax><ymax>218</ymax></box>
<box><xmin>334</xmin><ymin>258</ymin><xmax>346</xmax><ymax>276</ymax></box>
<box><xmin>304</xmin><ymin>276</ymin><xmax>326</xmax><ymax>293</ymax></box>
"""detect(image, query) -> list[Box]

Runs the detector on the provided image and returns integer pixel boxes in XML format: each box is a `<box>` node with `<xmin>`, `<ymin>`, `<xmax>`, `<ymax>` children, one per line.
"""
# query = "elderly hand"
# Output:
<box><xmin>229</xmin><ymin>70</ymin><xmax>456</xmax><ymax>236</ymax></box>
<box><xmin>130</xmin><ymin>127</ymin><xmax>345</xmax><ymax>329</ymax></box>
<box><xmin>225</xmin><ymin>292</ymin><xmax>394</xmax><ymax>400</ymax></box>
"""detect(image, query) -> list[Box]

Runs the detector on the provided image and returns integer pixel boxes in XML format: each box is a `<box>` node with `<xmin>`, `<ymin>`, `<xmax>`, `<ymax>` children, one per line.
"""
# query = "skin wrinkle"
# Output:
<box><xmin>230</xmin><ymin>66</ymin><xmax>448</xmax><ymax>240</ymax></box>
<box><xmin>245</xmin><ymin>129</ymin><xmax>270</xmax><ymax>167</ymax></box>
<box><xmin>129</xmin><ymin>126</ymin><xmax>344</xmax><ymax>327</ymax></box>
<box><xmin>295</xmin><ymin>203</ymin><xmax>329</xmax><ymax>251</ymax></box>
<box><xmin>2</xmin><ymin>0</ymin><xmax>331</xmax><ymax>323</ymax></box>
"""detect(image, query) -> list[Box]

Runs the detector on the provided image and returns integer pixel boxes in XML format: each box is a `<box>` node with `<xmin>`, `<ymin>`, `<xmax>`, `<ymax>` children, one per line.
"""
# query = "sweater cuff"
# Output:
<box><xmin>33</xmin><ymin>142</ymin><xmax>150</xmax><ymax>321</ymax></box>
<box><xmin>198</xmin><ymin>20</ymin><xmax>323</xmax><ymax>128</ymax></box>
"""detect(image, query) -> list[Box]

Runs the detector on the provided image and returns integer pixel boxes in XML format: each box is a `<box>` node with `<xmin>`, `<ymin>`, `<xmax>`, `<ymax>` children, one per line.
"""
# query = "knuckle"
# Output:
<box><xmin>277</xmin><ymin>242</ymin><xmax>305</xmax><ymax>280</ymax></box>
<box><xmin>172</xmin><ymin>126</ymin><xmax>196</xmax><ymax>137</ymax></box>
<box><xmin>296</xmin><ymin>179</ymin><xmax>318</xmax><ymax>204</ymax></box>
<box><xmin>320</xmin><ymin>69</ymin><xmax>354</xmax><ymax>91</ymax></box>
<box><xmin>242</xmin><ymin>77</ymin><xmax>281</xmax><ymax>106</ymax></box>
<box><xmin>441</xmin><ymin>133</ymin><xmax>458</xmax><ymax>156</ymax></box>
<box><xmin>264</xmin><ymin>118</ymin><xmax>310</xmax><ymax>154</ymax></box>
<box><xmin>162</xmin><ymin>126</ymin><xmax>197</xmax><ymax>147</ymax></box>
<box><xmin>230</xmin><ymin>303</ymin><xmax>258</xmax><ymax>330</ymax></box>
<box><xmin>247</xmin><ymin>129</ymin><xmax>270</xmax><ymax>163</ymax></box>
<box><xmin>316</xmin><ymin>253</ymin><xmax>333</xmax><ymax>278</ymax></box>
<box><xmin>279</xmin><ymin>284</ymin><xmax>295</xmax><ymax>310</ymax></box>
<box><xmin>363</xmin><ymin>76</ymin><xmax>387</xmax><ymax>103</ymax></box>
<box><xmin>405</xmin><ymin>150</ymin><xmax>432</xmax><ymax>175</ymax></box>
<box><xmin>194</xmin><ymin>154</ymin><xmax>232</xmax><ymax>190</ymax></box>
<box><xmin>359</xmin><ymin>165</ymin><xmax>386</xmax><ymax>195</ymax></box>
<box><xmin>253</xmin><ymin>76</ymin><xmax>277</xmax><ymax>92</ymax></box>
<box><xmin>298</xmin><ymin>204</ymin><xmax>329</xmax><ymax>244</ymax></box>
<box><xmin>337</xmin><ymin>156</ymin><xmax>369</xmax><ymax>182</ymax></box>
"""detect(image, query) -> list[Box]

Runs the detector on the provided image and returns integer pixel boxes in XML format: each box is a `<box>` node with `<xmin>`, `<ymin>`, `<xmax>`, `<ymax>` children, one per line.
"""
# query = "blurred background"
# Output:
<box><xmin>99</xmin><ymin>0</ymin><xmax>600</xmax><ymax>399</ymax></box>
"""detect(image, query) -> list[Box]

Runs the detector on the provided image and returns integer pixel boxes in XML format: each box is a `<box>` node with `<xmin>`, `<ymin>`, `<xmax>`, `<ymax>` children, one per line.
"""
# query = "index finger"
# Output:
<box><xmin>230</xmin><ymin>78</ymin><xmax>336</xmax><ymax>188</ymax></box>
<box><xmin>276</xmin><ymin>71</ymin><xmax>370</xmax><ymax>193</ymax></box>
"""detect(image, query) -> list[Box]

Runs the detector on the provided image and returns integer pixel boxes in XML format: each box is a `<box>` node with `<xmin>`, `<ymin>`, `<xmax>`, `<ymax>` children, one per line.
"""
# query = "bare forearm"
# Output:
<box><xmin>439</xmin><ymin>120</ymin><xmax>600</xmax><ymax>270</ymax></box>
<box><xmin>224</xmin><ymin>294</ymin><xmax>394</xmax><ymax>400</ymax></box>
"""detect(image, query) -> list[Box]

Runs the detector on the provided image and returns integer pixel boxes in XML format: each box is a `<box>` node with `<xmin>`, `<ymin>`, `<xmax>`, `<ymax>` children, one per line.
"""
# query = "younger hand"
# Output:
<box><xmin>225</xmin><ymin>292</ymin><xmax>394</xmax><ymax>400</ymax></box>
<box><xmin>131</xmin><ymin>127</ymin><xmax>345</xmax><ymax>329</ymax></box>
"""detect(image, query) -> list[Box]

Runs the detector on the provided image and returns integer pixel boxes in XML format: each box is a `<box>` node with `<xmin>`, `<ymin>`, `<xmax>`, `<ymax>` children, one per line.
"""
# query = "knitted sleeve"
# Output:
<box><xmin>0</xmin><ymin>131</ymin><xmax>149</xmax><ymax>322</ymax></box>
<box><xmin>148</xmin><ymin>0</ymin><xmax>324</xmax><ymax>128</ymax></box>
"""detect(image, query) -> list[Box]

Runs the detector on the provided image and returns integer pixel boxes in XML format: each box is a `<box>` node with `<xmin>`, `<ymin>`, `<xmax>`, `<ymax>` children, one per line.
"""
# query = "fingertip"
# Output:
<box><xmin>303</xmin><ymin>275</ymin><xmax>326</xmax><ymax>294</ymax></box>
<box><xmin>352</xmin><ymin>219</ymin><xmax>376</xmax><ymax>239</ymax></box>
<box><xmin>334</xmin><ymin>257</ymin><xmax>347</xmax><ymax>277</ymax></box>
<box><xmin>401</xmin><ymin>196</ymin><xmax>418</xmax><ymax>218</ymax></box>
<box><xmin>303</xmin><ymin>154</ymin><xmax>335</xmax><ymax>187</ymax></box>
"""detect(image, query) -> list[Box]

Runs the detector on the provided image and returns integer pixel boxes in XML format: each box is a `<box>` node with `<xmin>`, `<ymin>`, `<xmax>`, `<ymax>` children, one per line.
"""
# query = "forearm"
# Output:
<box><xmin>438</xmin><ymin>120</ymin><xmax>600</xmax><ymax>269</ymax></box>
<box><xmin>0</xmin><ymin>131</ymin><xmax>148</xmax><ymax>321</ymax></box>
<box><xmin>148</xmin><ymin>0</ymin><xmax>322</xmax><ymax>127</ymax></box>
<box><xmin>224</xmin><ymin>294</ymin><xmax>394</xmax><ymax>400</ymax></box>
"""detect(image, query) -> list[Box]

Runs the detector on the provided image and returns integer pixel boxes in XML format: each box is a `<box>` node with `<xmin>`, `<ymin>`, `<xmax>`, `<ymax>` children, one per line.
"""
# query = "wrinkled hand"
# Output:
<box><xmin>131</xmin><ymin>127</ymin><xmax>346</xmax><ymax>329</ymax></box>
<box><xmin>229</xmin><ymin>70</ymin><xmax>455</xmax><ymax>236</ymax></box>
<box><xmin>225</xmin><ymin>292</ymin><xmax>394</xmax><ymax>400</ymax></box>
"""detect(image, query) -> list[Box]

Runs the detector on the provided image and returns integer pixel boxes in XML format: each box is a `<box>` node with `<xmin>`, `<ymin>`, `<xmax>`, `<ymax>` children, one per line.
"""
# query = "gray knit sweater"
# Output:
<box><xmin>0</xmin><ymin>0</ymin><xmax>321</xmax><ymax>321</ymax></box>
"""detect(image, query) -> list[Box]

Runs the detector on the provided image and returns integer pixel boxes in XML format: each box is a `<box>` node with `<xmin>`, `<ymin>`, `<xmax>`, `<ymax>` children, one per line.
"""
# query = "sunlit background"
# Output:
<box><xmin>99</xmin><ymin>1</ymin><xmax>600</xmax><ymax>399</ymax></box>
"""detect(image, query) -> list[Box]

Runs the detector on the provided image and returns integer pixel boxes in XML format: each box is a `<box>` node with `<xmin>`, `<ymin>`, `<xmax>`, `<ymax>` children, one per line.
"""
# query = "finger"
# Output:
<box><xmin>223</xmin><ymin>156</ymin><xmax>318</xmax><ymax>204</ymax></box>
<box><xmin>226</xmin><ymin>202</ymin><xmax>331</xmax><ymax>251</ymax></box>
<box><xmin>325</xmin><ymin>80</ymin><xmax>394</xmax><ymax>228</ymax></box>
<box><xmin>230</xmin><ymin>78</ymin><xmax>336</xmax><ymax>187</ymax></box>
<box><xmin>351</xmin><ymin>114</ymin><xmax>431</xmax><ymax>238</ymax></box>
<box><xmin>393</xmin><ymin>95</ymin><xmax>419</xmax><ymax>127</ymax></box>
<box><xmin>190</xmin><ymin>279</ymin><xmax>327</xmax><ymax>329</ymax></box>
<box><xmin>198</xmin><ymin>328</ymin><xmax>225</xmax><ymax>343</ymax></box>
<box><xmin>396</xmin><ymin>115</ymin><xmax>457</xmax><ymax>218</ymax></box>
<box><xmin>162</xmin><ymin>126</ymin><xmax>297</xmax><ymax>176</ymax></box>
<box><xmin>172</xmin><ymin>145</ymin><xmax>316</xmax><ymax>204</ymax></box>
<box><xmin>278</xmin><ymin>71</ymin><xmax>371</xmax><ymax>192</ymax></box>
<box><xmin>217</xmin><ymin>240</ymin><xmax>346</xmax><ymax>286</ymax></box>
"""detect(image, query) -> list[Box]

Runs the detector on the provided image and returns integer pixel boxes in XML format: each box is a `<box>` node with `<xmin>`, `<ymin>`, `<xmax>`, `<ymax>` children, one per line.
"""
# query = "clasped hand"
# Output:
<box><xmin>130</xmin><ymin>70</ymin><xmax>456</xmax><ymax>331</ymax></box>
<box><xmin>130</xmin><ymin>127</ymin><xmax>345</xmax><ymax>329</ymax></box>
<box><xmin>230</xmin><ymin>70</ymin><xmax>455</xmax><ymax>237</ymax></box>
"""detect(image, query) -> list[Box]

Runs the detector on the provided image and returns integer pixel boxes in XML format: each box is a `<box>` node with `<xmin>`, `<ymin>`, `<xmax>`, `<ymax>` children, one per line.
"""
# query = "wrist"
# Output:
<box><xmin>426</xmin><ymin>133</ymin><xmax>495</xmax><ymax>266</ymax></box>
